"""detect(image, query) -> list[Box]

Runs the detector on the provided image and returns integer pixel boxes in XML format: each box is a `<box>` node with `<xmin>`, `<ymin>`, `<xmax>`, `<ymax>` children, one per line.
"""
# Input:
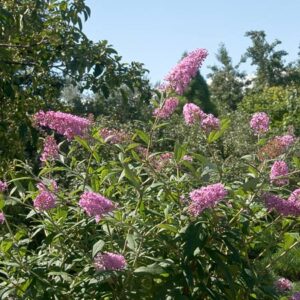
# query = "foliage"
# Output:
<box><xmin>242</xmin><ymin>31</ymin><xmax>288</xmax><ymax>88</ymax></box>
<box><xmin>0</xmin><ymin>0</ymin><xmax>150</xmax><ymax>162</ymax></box>
<box><xmin>183</xmin><ymin>71</ymin><xmax>217</xmax><ymax>114</ymax></box>
<box><xmin>239</xmin><ymin>85</ymin><xmax>300</xmax><ymax>135</ymax></box>
<box><xmin>208</xmin><ymin>44</ymin><xmax>246</xmax><ymax>112</ymax></box>
<box><xmin>0</xmin><ymin>100</ymin><xmax>300</xmax><ymax>299</ymax></box>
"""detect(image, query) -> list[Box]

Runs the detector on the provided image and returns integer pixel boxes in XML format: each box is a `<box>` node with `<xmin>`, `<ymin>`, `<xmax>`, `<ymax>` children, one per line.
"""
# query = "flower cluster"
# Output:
<box><xmin>34</xmin><ymin>110</ymin><xmax>91</xmax><ymax>140</ymax></box>
<box><xmin>164</xmin><ymin>48</ymin><xmax>208</xmax><ymax>95</ymax></box>
<box><xmin>34</xmin><ymin>183</ymin><xmax>57</xmax><ymax>211</ymax></box>
<box><xmin>275</xmin><ymin>134</ymin><xmax>295</xmax><ymax>149</ymax></box>
<box><xmin>183</xmin><ymin>155</ymin><xmax>193</xmax><ymax>162</ymax></box>
<box><xmin>183</xmin><ymin>103</ymin><xmax>205</xmax><ymax>125</ymax></box>
<box><xmin>94</xmin><ymin>252</ymin><xmax>126</xmax><ymax>271</ymax></box>
<box><xmin>275</xmin><ymin>277</ymin><xmax>292</xmax><ymax>293</ymax></box>
<box><xmin>201</xmin><ymin>113</ymin><xmax>220</xmax><ymax>133</ymax></box>
<box><xmin>270</xmin><ymin>161</ymin><xmax>289</xmax><ymax>186</ymax></box>
<box><xmin>183</xmin><ymin>103</ymin><xmax>220</xmax><ymax>132</ymax></box>
<box><xmin>99</xmin><ymin>128</ymin><xmax>129</xmax><ymax>144</ymax></box>
<box><xmin>188</xmin><ymin>183</ymin><xmax>227</xmax><ymax>216</ymax></box>
<box><xmin>40</xmin><ymin>136</ymin><xmax>59</xmax><ymax>162</ymax></box>
<box><xmin>291</xmin><ymin>292</ymin><xmax>300</xmax><ymax>300</ymax></box>
<box><xmin>250</xmin><ymin>112</ymin><xmax>269</xmax><ymax>134</ymax></box>
<box><xmin>79</xmin><ymin>192</ymin><xmax>116</xmax><ymax>222</ymax></box>
<box><xmin>263</xmin><ymin>191</ymin><xmax>300</xmax><ymax>216</ymax></box>
<box><xmin>0</xmin><ymin>212</ymin><xmax>5</xmax><ymax>224</ymax></box>
<box><xmin>153</xmin><ymin>97</ymin><xmax>179</xmax><ymax>119</ymax></box>
<box><xmin>0</xmin><ymin>180</ymin><xmax>8</xmax><ymax>192</ymax></box>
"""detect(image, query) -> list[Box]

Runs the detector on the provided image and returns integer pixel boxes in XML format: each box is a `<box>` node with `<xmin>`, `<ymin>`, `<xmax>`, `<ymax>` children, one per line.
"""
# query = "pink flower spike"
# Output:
<box><xmin>0</xmin><ymin>212</ymin><xmax>5</xmax><ymax>224</ymax></box>
<box><xmin>40</xmin><ymin>136</ymin><xmax>59</xmax><ymax>162</ymax></box>
<box><xmin>94</xmin><ymin>252</ymin><xmax>126</xmax><ymax>271</ymax></box>
<box><xmin>270</xmin><ymin>161</ymin><xmax>289</xmax><ymax>186</ymax></box>
<box><xmin>183</xmin><ymin>103</ymin><xmax>205</xmax><ymax>125</ymax></box>
<box><xmin>275</xmin><ymin>277</ymin><xmax>292</xmax><ymax>293</ymax></box>
<box><xmin>164</xmin><ymin>48</ymin><xmax>208</xmax><ymax>95</ymax></box>
<box><xmin>34</xmin><ymin>110</ymin><xmax>91</xmax><ymax>140</ymax></box>
<box><xmin>79</xmin><ymin>192</ymin><xmax>116</xmax><ymax>222</ymax></box>
<box><xmin>153</xmin><ymin>97</ymin><xmax>179</xmax><ymax>119</ymax></box>
<box><xmin>188</xmin><ymin>183</ymin><xmax>227</xmax><ymax>216</ymax></box>
<box><xmin>250</xmin><ymin>112</ymin><xmax>269</xmax><ymax>135</ymax></box>
<box><xmin>201</xmin><ymin>114</ymin><xmax>220</xmax><ymax>133</ymax></box>
<box><xmin>290</xmin><ymin>292</ymin><xmax>300</xmax><ymax>300</ymax></box>
<box><xmin>0</xmin><ymin>180</ymin><xmax>8</xmax><ymax>192</ymax></box>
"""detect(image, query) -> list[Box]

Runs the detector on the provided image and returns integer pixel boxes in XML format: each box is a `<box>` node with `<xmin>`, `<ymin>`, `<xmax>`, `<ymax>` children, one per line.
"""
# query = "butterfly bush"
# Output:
<box><xmin>0</xmin><ymin>180</ymin><xmax>8</xmax><ymax>192</ymax></box>
<box><xmin>263</xmin><ymin>193</ymin><xmax>300</xmax><ymax>216</ymax></box>
<box><xmin>188</xmin><ymin>183</ymin><xmax>227</xmax><ymax>216</ymax></box>
<box><xmin>250</xmin><ymin>112</ymin><xmax>269</xmax><ymax>134</ymax></box>
<box><xmin>34</xmin><ymin>183</ymin><xmax>57</xmax><ymax>211</ymax></box>
<box><xmin>164</xmin><ymin>48</ymin><xmax>208</xmax><ymax>95</ymax></box>
<box><xmin>270</xmin><ymin>161</ymin><xmax>289</xmax><ymax>186</ymax></box>
<box><xmin>275</xmin><ymin>277</ymin><xmax>292</xmax><ymax>292</ymax></box>
<box><xmin>40</xmin><ymin>136</ymin><xmax>59</xmax><ymax>162</ymax></box>
<box><xmin>291</xmin><ymin>292</ymin><xmax>300</xmax><ymax>300</ymax></box>
<box><xmin>79</xmin><ymin>192</ymin><xmax>116</xmax><ymax>222</ymax></box>
<box><xmin>0</xmin><ymin>212</ymin><xmax>5</xmax><ymax>224</ymax></box>
<box><xmin>275</xmin><ymin>134</ymin><xmax>295</xmax><ymax>149</ymax></box>
<box><xmin>288</xmin><ymin>189</ymin><xmax>300</xmax><ymax>203</ymax></box>
<box><xmin>201</xmin><ymin>113</ymin><xmax>220</xmax><ymax>133</ymax></box>
<box><xmin>183</xmin><ymin>155</ymin><xmax>193</xmax><ymax>162</ymax></box>
<box><xmin>183</xmin><ymin>103</ymin><xmax>205</xmax><ymax>125</ymax></box>
<box><xmin>153</xmin><ymin>97</ymin><xmax>179</xmax><ymax>119</ymax></box>
<box><xmin>34</xmin><ymin>110</ymin><xmax>91</xmax><ymax>140</ymax></box>
<box><xmin>94</xmin><ymin>252</ymin><xmax>126</xmax><ymax>271</ymax></box>
<box><xmin>100</xmin><ymin>128</ymin><xmax>129</xmax><ymax>144</ymax></box>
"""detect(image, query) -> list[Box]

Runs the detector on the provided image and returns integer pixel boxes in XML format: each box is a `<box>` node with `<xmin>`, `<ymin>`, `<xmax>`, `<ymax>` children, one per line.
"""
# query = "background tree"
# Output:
<box><xmin>0</xmin><ymin>0</ymin><xmax>150</xmax><ymax>162</ymax></box>
<box><xmin>208</xmin><ymin>44</ymin><xmax>245</xmax><ymax>112</ymax></box>
<box><xmin>242</xmin><ymin>30</ymin><xmax>288</xmax><ymax>88</ymax></box>
<box><xmin>183</xmin><ymin>70</ymin><xmax>216</xmax><ymax>114</ymax></box>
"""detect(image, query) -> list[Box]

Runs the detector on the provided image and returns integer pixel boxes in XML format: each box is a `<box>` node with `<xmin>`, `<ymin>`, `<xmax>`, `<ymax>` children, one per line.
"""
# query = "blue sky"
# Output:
<box><xmin>83</xmin><ymin>0</ymin><xmax>300</xmax><ymax>84</ymax></box>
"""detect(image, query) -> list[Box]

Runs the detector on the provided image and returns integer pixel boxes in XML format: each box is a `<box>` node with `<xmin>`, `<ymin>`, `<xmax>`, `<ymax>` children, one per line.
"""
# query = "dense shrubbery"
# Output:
<box><xmin>1</xmin><ymin>2</ymin><xmax>300</xmax><ymax>298</ymax></box>
<box><xmin>1</xmin><ymin>49</ymin><xmax>300</xmax><ymax>299</ymax></box>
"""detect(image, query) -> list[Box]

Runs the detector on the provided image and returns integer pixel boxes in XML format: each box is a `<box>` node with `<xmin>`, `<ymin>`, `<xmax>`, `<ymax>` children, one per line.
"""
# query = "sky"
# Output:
<box><xmin>83</xmin><ymin>0</ymin><xmax>300</xmax><ymax>84</ymax></box>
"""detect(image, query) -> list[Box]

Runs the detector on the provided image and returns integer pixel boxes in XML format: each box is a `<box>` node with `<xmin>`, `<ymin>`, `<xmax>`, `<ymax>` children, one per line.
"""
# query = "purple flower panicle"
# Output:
<box><xmin>79</xmin><ymin>192</ymin><xmax>116</xmax><ymax>222</ymax></box>
<box><xmin>183</xmin><ymin>155</ymin><xmax>193</xmax><ymax>162</ymax></box>
<box><xmin>40</xmin><ymin>136</ymin><xmax>59</xmax><ymax>162</ymax></box>
<box><xmin>201</xmin><ymin>114</ymin><xmax>220</xmax><ymax>133</ymax></box>
<box><xmin>0</xmin><ymin>212</ymin><xmax>5</xmax><ymax>224</ymax></box>
<box><xmin>275</xmin><ymin>134</ymin><xmax>295</xmax><ymax>149</ymax></box>
<box><xmin>0</xmin><ymin>180</ymin><xmax>8</xmax><ymax>192</ymax></box>
<box><xmin>290</xmin><ymin>292</ymin><xmax>300</xmax><ymax>300</ymax></box>
<box><xmin>34</xmin><ymin>191</ymin><xmax>56</xmax><ymax>211</ymax></box>
<box><xmin>250</xmin><ymin>112</ymin><xmax>269</xmax><ymax>134</ymax></box>
<box><xmin>34</xmin><ymin>110</ymin><xmax>91</xmax><ymax>140</ymax></box>
<box><xmin>183</xmin><ymin>103</ymin><xmax>205</xmax><ymax>125</ymax></box>
<box><xmin>263</xmin><ymin>193</ymin><xmax>300</xmax><ymax>216</ymax></box>
<box><xmin>153</xmin><ymin>97</ymin><xmax>179</xmax><ymax>119</ymax></box>
<box><xmin>100</xmin><ymin>128</ymin><xmax>129</xmax><ymax>144</ymax></box>
<box><xmin>188</xmin><ymin>183</ymin><xmax>227</xmax><ymax>216</ymax></box>
<box><xmin>94</xmin><ymin>252</ymin><xmax>126</xmax><ymax>271</ymax></box>
<box><xmin>275</xmin><ymin>277</ymin><xmax>292</xmax><ymax>293</ymax></box>
<box><xmin>164</xmin><ymin>48</ymin><xmax>208</xmax><ymax>95</ymax></box>
<box><xmin>270</xmin><ymin>161</ymin><xmax>289</xmax><ymax>186</ymax></box>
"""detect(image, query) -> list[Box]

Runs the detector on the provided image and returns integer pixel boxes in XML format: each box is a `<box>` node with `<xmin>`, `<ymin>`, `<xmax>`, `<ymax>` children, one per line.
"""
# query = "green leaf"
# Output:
<box><xmin>207</xmin><ymin>118</ymin><xmax>231</xmax><ymax>143</ymax></box>
<box><xmin>135</xmin><ymin>130</ymin><xmax>150</xmax><ymax>145</ymax></box>
<box><xmin>134</xmin><ymin>263</ymin><xmax>164</xmax><ymax>275</ymax></box>
<box><xmin>126</xmin><ymin>233</ymin><xmax>137</xmax><ymax>251</ymax></box>
<box><xmin>174</xmin><ymin>142</ymin><xmax>186</xmax><ymax>162</ymax></box>
<box><xmin>75</xmin><ymin>136</ymin><xmax>91</xmax><ymax>152</ymax></box>
<box><xmin>157</xmin><ymin>224</ymin><xmax>177</xmax><ymax>233</ymax></box>
<box><xmin>92</xmin><ymin>240</ymin><xmax>105</xmax><ymax>257</ymax></box>
<box><xmin>124</xmin><ymin>165</ymin><xmax>140</xmax><ymax>188</ymax></box>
